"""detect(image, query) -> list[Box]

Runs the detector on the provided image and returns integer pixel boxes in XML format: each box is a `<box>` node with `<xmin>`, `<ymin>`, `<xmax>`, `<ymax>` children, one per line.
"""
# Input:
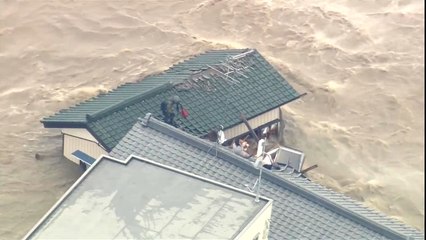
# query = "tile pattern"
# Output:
<box><xmin>42</xmin><ymin>49</ymin><xmax>250</xmax><ymax>125</ymax></box>
<box><xmin>86</xmin><ymin>49</ymin><xmax>300</xmax><ymax>150</ymax></box>
<box><xmin>109</xmin><ymin>117</ymin><xmax>424</xmax><ymax>240</ymax></box>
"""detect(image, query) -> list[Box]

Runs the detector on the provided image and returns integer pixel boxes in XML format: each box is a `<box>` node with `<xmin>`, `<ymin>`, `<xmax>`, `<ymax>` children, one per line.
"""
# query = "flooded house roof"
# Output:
<box><xmin>42</xmin><ymin>49</ymin><xmax>302</xmax><ymax>151</ymax></box>
<box><xmin>25</xmin><ymin>155</ymin><xmax>271</xmax><ymax>239</ymax></box>
<box><xmin>108</xmin><ymin>114</ymin><xmax>424</xmax><ymax>240</ymax></box>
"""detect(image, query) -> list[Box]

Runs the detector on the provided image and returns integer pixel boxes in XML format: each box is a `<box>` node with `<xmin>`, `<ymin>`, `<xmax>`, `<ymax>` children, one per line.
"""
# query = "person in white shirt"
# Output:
<box><xmin>254</xmin><ymin>138</ymin><xmax>280</xmax><ymax>170</ymax></box>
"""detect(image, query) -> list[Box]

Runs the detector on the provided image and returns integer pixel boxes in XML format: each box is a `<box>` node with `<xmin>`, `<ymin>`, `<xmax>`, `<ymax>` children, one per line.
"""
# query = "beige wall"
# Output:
<box><xmin>61</xmin><ymin>128</ymin><xmax>107</xmax><ymax>165</ymax></box>
<box><xmin>224</xmin><ymin>108</ymin><xmax>280</xmax><ymax>140</ymax></box>
<box><xmin>235</xmin><ymin>200</ymin><xmax>273</xmax><ymax>240</ymax></box>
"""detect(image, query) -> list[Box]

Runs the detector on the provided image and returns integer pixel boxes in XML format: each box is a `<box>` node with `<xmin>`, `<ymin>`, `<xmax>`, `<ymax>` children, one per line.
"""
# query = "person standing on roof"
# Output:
<box><xmin>160</xmin><ymin>95</ymin><xmax>182</xmax><ymax>127</ymax></box>
<box><xmin>254</xmin><ymin>136</ymin><xmax>281</xmax><ymax>170</ymax></box>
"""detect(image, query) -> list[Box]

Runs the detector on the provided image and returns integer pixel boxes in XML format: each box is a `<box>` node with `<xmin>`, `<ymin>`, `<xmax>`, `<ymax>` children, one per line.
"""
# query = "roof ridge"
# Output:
<box><xmin>42</xmin><ymin>49</ymin><xmax>251</xmax><ymax>125</ymax></box>
<box><xmin>86</xmin><ymin>83</ymin><xmax>174</xmax><ymax>122</ymax></box>
<box><xmin>138</xmin><ymin>113</ymin><xmax>420</xmax><ymax>240</ymax></box>
<box><xmin>84</xmin><ymin>49</ymin><xmax>253</xmax><ymax>122</ymax></box>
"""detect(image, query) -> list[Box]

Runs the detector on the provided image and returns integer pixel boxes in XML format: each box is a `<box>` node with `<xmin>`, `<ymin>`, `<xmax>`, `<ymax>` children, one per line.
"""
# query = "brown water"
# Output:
<box><xmin>0</xmin><ymin>0</ymin><xmax>423</xmax><ymax>238</ymax></box>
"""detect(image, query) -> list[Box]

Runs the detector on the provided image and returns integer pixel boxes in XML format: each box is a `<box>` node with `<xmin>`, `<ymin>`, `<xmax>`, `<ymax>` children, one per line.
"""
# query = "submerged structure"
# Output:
<box><xmin>41</xmin><ymin>49</ymin><xmax>303</xmax><ymax>167</ymax></box>
<box><xmin>33</xmin><ymin>49</ymin><xmax>424</xmax><ymax>239</ymax></box>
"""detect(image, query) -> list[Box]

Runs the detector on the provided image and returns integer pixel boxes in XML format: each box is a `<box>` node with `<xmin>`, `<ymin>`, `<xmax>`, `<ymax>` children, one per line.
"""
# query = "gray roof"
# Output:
<box><xmin>109</xmin><ymin>114</ymin><xmax>424</xmax><ymax>240</ymax></box>
<box><xmin>25</xmin><ymin>155</ymin><xmax>271</xmax><ymax>240</ymax></box>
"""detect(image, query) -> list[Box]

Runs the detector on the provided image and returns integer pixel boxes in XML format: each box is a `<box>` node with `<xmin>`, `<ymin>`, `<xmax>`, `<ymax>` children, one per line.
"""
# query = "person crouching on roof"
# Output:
<box><xmin>161</xmin><ymin>95</ymin><xmax>182</xmax><ymax>127</ymax></box>
<box><xmin>232</xmin><ymin>138</ymin><xmax>251</xmax><ymax>158</ymax></box>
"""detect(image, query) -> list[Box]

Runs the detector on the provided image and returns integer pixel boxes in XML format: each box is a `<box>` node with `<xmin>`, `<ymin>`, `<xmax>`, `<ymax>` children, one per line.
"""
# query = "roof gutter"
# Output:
<box><xmin>40</xmin><ymin>120</ymin><xmax>87</xmax><ymax>129</ymax></box>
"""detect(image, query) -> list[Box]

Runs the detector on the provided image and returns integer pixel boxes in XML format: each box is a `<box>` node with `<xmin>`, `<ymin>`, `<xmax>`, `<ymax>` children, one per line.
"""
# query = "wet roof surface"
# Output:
<box><xmin>108</xmin><ymin>115</ymin><xmax>424</xmax><ymax>240</ymax></box>
<box><xmin>27</xmin><ymin>156</ymin><xmax>268</xmax><ymax>239</ymax></box>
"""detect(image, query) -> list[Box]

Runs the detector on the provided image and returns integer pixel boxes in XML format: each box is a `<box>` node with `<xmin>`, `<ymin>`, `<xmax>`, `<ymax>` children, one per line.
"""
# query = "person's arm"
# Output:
<box><xmin>239</xmin><ymin>150</ymin><xmax>251</xmax><ymax>158</ymax></box>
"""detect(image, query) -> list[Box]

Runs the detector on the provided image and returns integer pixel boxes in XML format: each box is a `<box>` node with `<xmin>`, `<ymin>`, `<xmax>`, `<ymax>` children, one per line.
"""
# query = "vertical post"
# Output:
<box><xmin>278</xmin><ymin>107</ymin><xmax>285</xmax><ymax>145</ymax></box>
<box><xmin>255</xmin><ymin>167</ymin><xmax>262</xmax><ymax>203</ymax></box>
<box><xmin>240</xmin><ymin>113</ymin><xmax>260</xmax><ymax>142</ymax></box>
<box><xmin>62</xmin><ymin>133</ymin><xmax>65</xmax><ymax>158</ymax></box>
<box><xmin>255</xmin><ymin>137</ymin><xmax>266</xmax><ymax>203</ymax></box>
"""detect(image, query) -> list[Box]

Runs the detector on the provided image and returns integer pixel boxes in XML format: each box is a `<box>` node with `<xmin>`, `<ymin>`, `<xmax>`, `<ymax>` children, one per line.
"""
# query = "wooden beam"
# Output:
<box><xmin>239</xmin><ymin>113</ymin><xmax>260</xmax><ymax>142</ymax></box>
<box><xmin>300</xmin><ymin>164</ymin><xmax>318</xmax><ymax>174</ymax></box>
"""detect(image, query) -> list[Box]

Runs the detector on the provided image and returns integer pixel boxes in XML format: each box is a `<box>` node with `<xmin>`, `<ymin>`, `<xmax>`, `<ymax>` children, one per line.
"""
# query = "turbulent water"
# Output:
<box><xmin>0</xmin><ymin>0</ymin><xmax>424</xmax><ymax>238</ymax></box>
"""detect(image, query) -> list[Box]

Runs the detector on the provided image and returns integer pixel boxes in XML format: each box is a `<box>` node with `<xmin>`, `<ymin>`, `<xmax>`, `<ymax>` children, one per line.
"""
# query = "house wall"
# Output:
<box><xmin>224</xmin><ymin>107</ymin><xmax>280</xmax><ymax>140</ymax></box>
<box><xmin>235</xmin><ymin>201</ymin><xmax>273</xmax><ymax>240</ymax></box>
<box><xmin>61</xmin><ymin>128</ymin><xmax>107</xmax><ymax>165</ymax></box>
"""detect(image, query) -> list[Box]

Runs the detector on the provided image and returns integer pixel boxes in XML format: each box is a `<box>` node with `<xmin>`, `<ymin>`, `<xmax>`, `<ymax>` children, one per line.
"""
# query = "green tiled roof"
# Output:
<box><xmin>42</xmin><ymin>49</ymin><xmax>247</xmax><ymax>126</ymax></box>
<box><xmin>43</xmin><ymin>49</ymin><xmax>302</xmax><ymax>150</ymax></box>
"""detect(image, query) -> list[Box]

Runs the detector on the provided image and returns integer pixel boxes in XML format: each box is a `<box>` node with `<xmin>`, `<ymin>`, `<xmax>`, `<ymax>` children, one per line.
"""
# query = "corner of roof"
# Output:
<box><xmin>139</xmin><ymin>113</ymin><xmax>153</xmax><ymax>127</ymax></box>
<box><xmin>22</xmin><ymin>153</ymin><xmax>112</xmax><ymax>239</ymax></box>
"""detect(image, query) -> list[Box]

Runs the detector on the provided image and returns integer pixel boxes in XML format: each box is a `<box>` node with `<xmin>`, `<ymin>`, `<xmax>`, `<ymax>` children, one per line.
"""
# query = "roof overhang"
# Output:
<box><xmin>41</xmin><ymin>121</ymin><xmax>87</xmax><ymax>129</ymax></box>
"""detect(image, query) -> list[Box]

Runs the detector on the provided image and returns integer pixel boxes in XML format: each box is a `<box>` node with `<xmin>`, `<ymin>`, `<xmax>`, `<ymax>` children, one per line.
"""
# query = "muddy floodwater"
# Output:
<box><xmin>0</xmin><ymin>0</ymin><xmax>423</xmax><ymax>238</ymax></box>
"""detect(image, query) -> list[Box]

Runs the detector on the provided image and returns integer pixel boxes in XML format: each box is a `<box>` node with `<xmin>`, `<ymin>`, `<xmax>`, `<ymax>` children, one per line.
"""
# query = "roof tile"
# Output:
<box><xmin>109</xmin><ymin>117</ymin><xmax>423</xmax><ymax>240</ymax></box>
<box><xmin>43</xmin><ymin>49</ymin><xmax>302</xmax><ymax>151</ymax></box>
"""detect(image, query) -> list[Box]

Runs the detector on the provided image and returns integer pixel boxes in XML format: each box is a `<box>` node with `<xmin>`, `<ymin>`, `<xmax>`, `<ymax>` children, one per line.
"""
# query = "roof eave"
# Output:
<box><xmin>204</xmin><ymin>92</ymin><xmax>307</xmax><ymax>137</ymax></box>
<box><xmin>41</xmin><ymin>120</ymin><xmax>87</xmax><ymax>129</ymax></box>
